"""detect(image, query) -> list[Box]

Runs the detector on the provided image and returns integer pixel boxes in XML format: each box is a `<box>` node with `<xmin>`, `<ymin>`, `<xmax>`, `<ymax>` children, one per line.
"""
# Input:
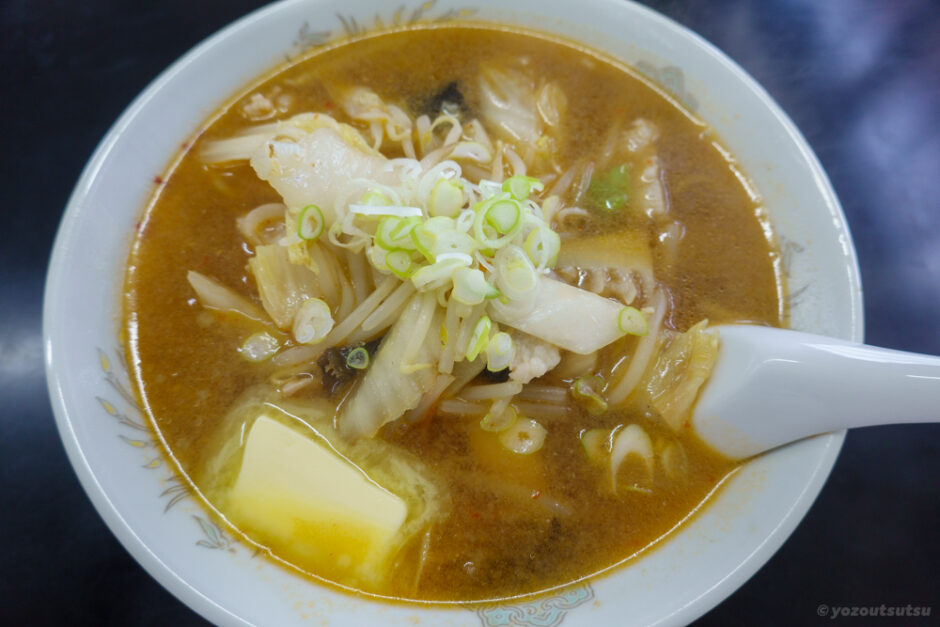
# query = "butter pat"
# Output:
<box><xmin>225</xmin><ymin>414</ymin><xmax>408</xmax><ymax>586</ymax></box>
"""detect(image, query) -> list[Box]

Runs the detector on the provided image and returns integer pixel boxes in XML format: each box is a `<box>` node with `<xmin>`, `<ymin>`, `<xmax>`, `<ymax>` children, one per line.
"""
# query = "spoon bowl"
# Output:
<box><xmin>694</xmin><ymin>325</ymin><xmax>940</xmax><ymax>459</ymax></box>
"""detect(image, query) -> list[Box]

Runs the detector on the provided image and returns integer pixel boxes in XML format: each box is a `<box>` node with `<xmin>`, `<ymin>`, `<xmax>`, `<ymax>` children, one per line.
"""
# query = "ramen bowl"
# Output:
<box><xmin>44</xmin><ymin>0</ymin><xmax>861</xmax><ymax>625</ymax></box>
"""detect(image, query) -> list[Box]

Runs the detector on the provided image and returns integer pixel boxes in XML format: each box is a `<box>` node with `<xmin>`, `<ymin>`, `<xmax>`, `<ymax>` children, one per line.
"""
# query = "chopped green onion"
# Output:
<box><xmin>480</xmin><ymin>404</ymin><xmax>518</xmax><ymax>432</ymax></box>
<box><xmin>618</xmin><ymin>306</ymin><xmax>648</xmax><ymax>336</ymax></box>
<box><xmin>571</xmin><ymin>375</ymin><xmax>608</xmax><ymax>415</ymax></box>
<box><xmin>327</xmin><ymin>220</ymin><xmax>343</xmax><ymax>240</ymax></box>
<box><xmin>586</xmin><ymin>163</ymin><xmax>630</xmax><ymax>214</ymax></box>
<box><xmin>292</xmin><ymin>298</ymin><xmax>333</xmax><ymax>344</ymax></box>
<box><xmin>580</xmin><ymin>428</ymin><xmax>609</xmax><ymax>465</ymax></box>
<box><xmin>375</xmin><ymin>216</ymin><xmax>418</xmax><ymax>251</ymax></box>
<box><xmin>502</xmin><ymin>175</ymin><xmax>544</xmax><ymax>201</ymax></box>
<box><xmin>484</xmin><ymin>199</ymin><xmax>522</xmax><ymax>234</ymax></box>
<box><xmin>429</xmin><ymin>178</ymin><xmax>464</xmax><ymax>217</ymax></box>
<box><xmin>345</xmin><ymin>346</ymin><xmax>370</xmax><ymax>370</ymax></box>
<box><xmin>432</xmin><ymin>229</ymin><xmax>476</xmax><ymax>260</ymax></box>
<box><xmin>350</xmin><ymin>204</ymin><xmax>422</xmax><ymax>218</ymax></box>
<box><xmin>411</xmin><ymin>256</ymin><xmax>471</xmax><ymax>291</ymax></box>
<box><xmin>360</xmin><ymin>189</ymin><xmax>391</xmax><ymax>206</ymax></box>
<box><xmin>238</xmin><ymin>331</ymin><xmax>280</xmax><ymax>362</ymax></box>
<box><xmin>410</xmin><ymin>216</ymin><xmax>454</xmax><ymax>261</ymax></box>
<box><xmin>473</xmin><ymin>196</ymin><xmax>523</xmax><ymax>250</ymax></box>
<box><xmin>390</xmin><ymin>215</ymin><xmax>421</xmax><ymax>239</ymax></box>
<box><xmin>524</xmin><ymin>224</ymin><xmax>561</xmax><ymax>269</ymax></box>
<box><xmin>297</xmin><ymin>204</ymin><xmax>324</xmax><ymax>241</ymax></box>
<box><xmin>499</xmin><ymin>417</ymin><xmax>547</xmax><ymax>454</ymax></box>
<box><xmin>328</xmin><ymin>170</ymin><xmax>567</xmax><ymax>323</ymax></box>
<box><xmin>495</xmin><ymin>245</ymin><xmax>538</xmax><ymax>298</ymax></box>
<box><xmin>423</xmin><ymin>215</ymin><xmax>458</xmax><ymax>235</ymax></box>
<box><xmin>367</xmin><ymin>243</ymin><xmax>389</xmax><ymax>272</ymax></box>
<box><xmin>485</xmin><ymin>331</ymin><xmax>514</xmax><ymax>372</ymax></box>
<box><xmin>465</xmin><ymin>315</ymin><xmax>492</xmax><ymax>361</ymax></box>
<box><xmin>504</xmin><ymin>258</ymin><xmax>536</xmax><ymax>292</ymax></box>
<box><xmin>452</xmin><ymin>267</ymin><xmax>497</xmax><ymax>305</ymax></box>
<box><xmin>385</xmin><ymin>249</ymin><xmax>414</xmax><ymax>278</ymax></box>
<box><xmin>434</xmin><ymin>252</ymin><xmax>474</xmax><ymax>265</ymax></box>
<box><xmin>410</xmin><ymin>226</ymin><xmax>435</xmax><ymax>260</ymax></box>
<box><xmin>455</xmin><ymin>209</ymin><xmax>475</xmax><ymax>233</ymax></box>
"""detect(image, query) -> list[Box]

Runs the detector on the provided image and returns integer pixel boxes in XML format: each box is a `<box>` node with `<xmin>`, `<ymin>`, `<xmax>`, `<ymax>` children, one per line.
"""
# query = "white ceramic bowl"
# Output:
<box><xmin>44</xmin><ymin>0</ymin><xmax>862</xmax><ymax>625</ymax></box>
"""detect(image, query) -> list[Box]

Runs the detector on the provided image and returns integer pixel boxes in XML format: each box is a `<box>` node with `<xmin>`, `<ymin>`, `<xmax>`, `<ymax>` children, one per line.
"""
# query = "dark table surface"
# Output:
<box><xmin>2</xmin><ymin>1</ymin><xmax>938</xmax><ymax>625</ymax></box>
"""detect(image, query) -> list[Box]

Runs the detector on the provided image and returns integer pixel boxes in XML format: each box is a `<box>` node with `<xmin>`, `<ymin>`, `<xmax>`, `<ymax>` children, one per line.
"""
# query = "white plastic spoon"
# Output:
<box><xmin>692</xmin><ymin>325</ymin><xmax>940</xmax><ymax>459</ymax></box>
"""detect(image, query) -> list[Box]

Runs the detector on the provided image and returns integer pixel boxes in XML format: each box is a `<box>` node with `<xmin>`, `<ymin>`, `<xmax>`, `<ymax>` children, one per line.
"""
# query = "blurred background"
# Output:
<box><xmin>1</xmin><ymin>1</ymin><xmax>937</xmax><ymax>624</ymax></box>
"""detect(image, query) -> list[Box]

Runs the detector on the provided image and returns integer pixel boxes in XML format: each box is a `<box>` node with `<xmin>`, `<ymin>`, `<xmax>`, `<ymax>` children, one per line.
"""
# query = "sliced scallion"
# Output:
<box><xmin>410</xmin><ymin>226</ymin><xmax>435</xmax><ymax>261</ymax></box>
<box><xmin>345</xmin><ymin>346</ymin><xmax>370</xmax><ymax>370</ymax></box>
<box><xmin>429</xmin><ymin>178</ymin><xmax>464</xmax><ymax>218</ymax></box>
<box><xmin>455</xmin><ymin>209</ymin><xmax>475</xmax><ymax>233</ymax></box>
<box><xmin>485</xmin><ymin>331</ymin><xmax>514</xmax><ymax>372</ymax></box>
<box><xmin>422</xmin><ymin>215</ymin><xmax>458</xmax><ymax>236</ymax></box>
<box><xmin>411</xmin><ymin>256</ymin><xmax>471</xmax><ymax>291</ymax></box>
<box><xmin>480</xmin><ymin>404</ymin><xmax>518</xmax><ymax>432</ymax></box>
<box><xmin>580</xmin><ymin>428</ymin><xmax>609</xmax><ymax>465</ymax></box>
<box><xmin>434</xmin><ymin>252</ymin><xmax>474</xmax><ymax>265</ymax></box>
<box><xmin>367</xmin><ymin>244</ymin><xmax>389</xmax><ymax>272</ymax></box>
<box><xmin>389</xmin><ymin>216</ymin><xmax>421</xmax><ymax>240</ymax></box>
<box><xmin>524</xmin><ymin>223</ymin><xmax>561</xmax><ymax>269</ymax></box>
<box><xmin>484</xmin><ymin>199</ymin><xmax>522</xmax><ymax>234</ymax></box>
<box><xmin>385</xmin><ymin>249</ymin><xmax>414</xmax><ymax>278</ymax></box>
<box><xmin>586</xmin><ymin>163</ymin><xmax>630</xmax><ymax>214</ymax></box>
<box><xmin>350</xmin><ymin>203</ymin><xmax>422</xmax><ymax>218</ymax></box>
<box><xmin>618</xmin><ymin>306</ymin><xmax>648</xmax><ymax>336</ymax></box>
<box><xmin>571</xmin><ymin>375</ymin><xmax>608</xmax><ymax>415</ymax></box>
<box><xmin>432</xmin><ymin>229</ymin><xmax>476</xmax><ymax>260</ymax></box>
<box><xmin>499</xmin><ymin>417</ymin><xmax>547</xmax><ymax>455</ymax></box>
<box><xmin>410</xmin><ymin>216</ymin><xmax>454</xmax><ymax>261</ymax></box>
<box><xmin>452</xmin><ymin>267</ymin><xmax>497</xmax><ymax>306</ymax></box>
<box><xmin>473</xmin><ymin>196</ymin><xmax>523</xmax><ymax>250</ymax></box>
<box><xmin>495</xmin><ymin>245</ymin><xmax>538</xmax><ymax>298</ymax></box>
<box><xmin>502</xmin><ymin>175</ymin><xmax>544</xmax><ymax>201</ymax></box>
<box><xmin>465</xmin><ymin>315</ymin><xmax>492</xmax><ymax>361</ymax></box>
<box><xmin>375</xmin><ymin>216</ymin><xmax>418</xmax><ymax>251</ymax></box>
<box><xmin>360</xmin><ymin>189</ymin><xmax>391</xmax><ymax>206</ymax></box>
<box><xmin>297</xmin><ymin>204</ymin><xmax>324</xmax><ymax>241</ymax></box>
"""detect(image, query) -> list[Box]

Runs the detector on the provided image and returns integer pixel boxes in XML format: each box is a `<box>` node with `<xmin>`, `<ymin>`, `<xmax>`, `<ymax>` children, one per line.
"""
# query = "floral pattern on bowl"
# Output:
<box><xmin>291</xmin><ymin>0</ymin><xmax>477</xmax><ymax>55</ymax></box>
<box><xmin>96</xmin><ymin>348</ymin><xmax>237</xmax><ymax>551</ymax></box>
<box><xmin>475</xmin><ymin>586</ymin><xmax>595</xmax><ymax>627</ymax></box>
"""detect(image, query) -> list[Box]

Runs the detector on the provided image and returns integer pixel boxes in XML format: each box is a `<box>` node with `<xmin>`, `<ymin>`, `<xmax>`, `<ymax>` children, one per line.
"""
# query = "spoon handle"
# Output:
<box><xmin>692</xmin><ymin>325</ymin><xmax>940</xmax><ymax>459</ymax></box>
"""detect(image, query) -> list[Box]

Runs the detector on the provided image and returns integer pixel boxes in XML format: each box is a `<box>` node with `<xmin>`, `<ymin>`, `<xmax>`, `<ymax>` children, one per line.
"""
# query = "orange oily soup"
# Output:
<box><xmin>125</xmin><ymin>24</ymin><xmax>783</xmax><ymax>603</ymax></box>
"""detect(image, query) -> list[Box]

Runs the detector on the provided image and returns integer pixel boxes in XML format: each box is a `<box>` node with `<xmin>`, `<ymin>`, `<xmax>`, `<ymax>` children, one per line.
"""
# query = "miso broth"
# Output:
<box><xmin>125</xmin><ymin>24</ymin><xmax>783</xmax><ymax>603</ymax></box>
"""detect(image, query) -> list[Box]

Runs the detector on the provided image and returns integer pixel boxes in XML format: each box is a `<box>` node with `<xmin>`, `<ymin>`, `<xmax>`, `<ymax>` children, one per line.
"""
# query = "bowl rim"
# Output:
<box><xmin>44</xmin><ymin>1</ymin><xmax>863</xmax><ymax>625</ymax></box>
